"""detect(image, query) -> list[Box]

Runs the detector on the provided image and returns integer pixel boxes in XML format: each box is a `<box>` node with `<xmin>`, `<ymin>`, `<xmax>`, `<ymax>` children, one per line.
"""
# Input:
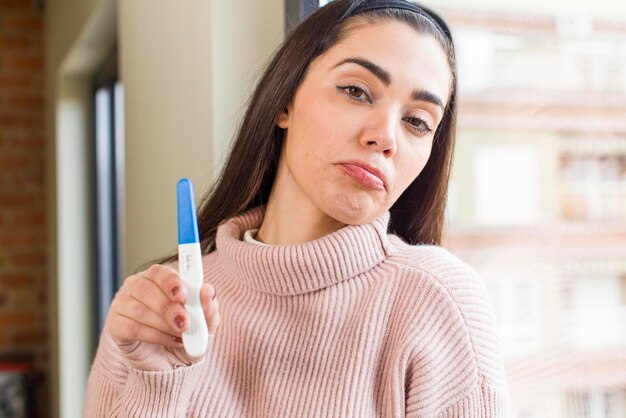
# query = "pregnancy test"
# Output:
<box><xmin>177</xmin><ymin>178</ymin><xmax>209</xmax><ymax>358</ymax></box>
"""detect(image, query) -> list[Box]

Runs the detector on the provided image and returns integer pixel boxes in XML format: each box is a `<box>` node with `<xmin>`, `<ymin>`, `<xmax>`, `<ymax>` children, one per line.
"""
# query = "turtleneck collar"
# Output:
<box><xmin>215</xmin><ymin>206</ymin><xmax>394</xmax><ymax>296</ymax></box>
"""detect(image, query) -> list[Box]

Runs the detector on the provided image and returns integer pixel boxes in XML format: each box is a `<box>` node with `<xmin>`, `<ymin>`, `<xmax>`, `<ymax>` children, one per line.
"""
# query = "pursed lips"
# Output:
<box><xmin>336</xmin><ymin>161</ymin><xmax>387</xmax><ymax>191</ymax></box>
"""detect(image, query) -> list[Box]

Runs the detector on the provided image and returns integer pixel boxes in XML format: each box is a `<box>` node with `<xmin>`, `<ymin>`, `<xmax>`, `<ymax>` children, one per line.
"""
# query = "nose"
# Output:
<box><xmin>359</xmin><ymin>110</ymin><xmax>397</xmax><ymax>157</ymax></box>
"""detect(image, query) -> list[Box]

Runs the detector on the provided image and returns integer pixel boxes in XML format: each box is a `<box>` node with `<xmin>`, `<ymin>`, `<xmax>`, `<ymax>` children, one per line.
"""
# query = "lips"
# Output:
<box><xmin>337</xmin><ymin>161</ymin><xmax>387</xmax><ymax>191</ymax></box>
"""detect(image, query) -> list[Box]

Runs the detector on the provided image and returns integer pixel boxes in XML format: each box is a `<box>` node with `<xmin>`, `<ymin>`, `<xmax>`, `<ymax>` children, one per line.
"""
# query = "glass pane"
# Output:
<box><xmin>94</xmin><ymin>87</ymin><xmax>115</xmax><ymax>330</ymax></box>
<box><xmin>442</xmin><ymin>5</ymin><xmax>626</xmax><ymax>418</ymax></box>
<box><xmin>114</xmin><ymin>81</ymin><xmax>125</xmax><ymax>287</ymax></box>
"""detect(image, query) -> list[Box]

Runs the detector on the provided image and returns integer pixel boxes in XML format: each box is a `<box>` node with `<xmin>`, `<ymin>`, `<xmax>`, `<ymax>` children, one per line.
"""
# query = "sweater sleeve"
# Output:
<box><xmin>429</xmin><ymin>380</ymin><xmax>509</xmax><ymax>417</ymax></box>
<box><xmin>402</xmin><ymin>246</ymin><xmax>510</xmax><ymax>417</ymax></box>
<box><xmin>83</xmin><ymin>324</ymin><xmax>206</xmax><ymax>417</ymax></box>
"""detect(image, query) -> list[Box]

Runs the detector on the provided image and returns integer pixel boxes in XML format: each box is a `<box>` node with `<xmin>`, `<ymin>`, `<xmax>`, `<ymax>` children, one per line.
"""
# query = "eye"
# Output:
<box><xmin>336</xmin><ymin>84</ymin><xmax>371</xmax><ymax>104</ymax></box>
<box><xmin>403</xmin><ymin>116</ymin><xmax>433</xmax><ymax>137</ymax></box>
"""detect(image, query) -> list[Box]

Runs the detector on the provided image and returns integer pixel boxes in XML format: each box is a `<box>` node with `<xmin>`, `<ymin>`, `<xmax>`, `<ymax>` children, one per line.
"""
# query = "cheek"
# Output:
<box><xmin>284</xmin><ymin>111</ymin><xmax>337</xmax><ymax>186</ymax></box>
<box><xmin>305</xmin><ymin>99</ymin><xmax>347</xmax><ymax>144</ymax></box>
<box><xmin>288</xmin><ymin>96</ymin><xmax>347</xmax><ymax>164</ymax></box>
<box><xmin>395</xmin><ymin>145</ymin><xmax>432</xmax><ymax>191</ymax></box>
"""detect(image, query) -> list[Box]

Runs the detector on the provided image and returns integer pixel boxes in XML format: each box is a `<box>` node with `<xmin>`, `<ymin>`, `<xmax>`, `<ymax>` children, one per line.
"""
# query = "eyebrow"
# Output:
<box><xmin>332</xmin><ymin>57</ymin><xmax>445</xmax><ymax>110</ymax></box>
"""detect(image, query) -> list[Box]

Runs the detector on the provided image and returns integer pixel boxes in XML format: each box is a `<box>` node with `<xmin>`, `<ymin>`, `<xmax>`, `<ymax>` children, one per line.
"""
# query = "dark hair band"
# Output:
<box><xmin>346</xmin><ymin>0</ymin><xmax>453</xmax><ymax>45</ymax></box>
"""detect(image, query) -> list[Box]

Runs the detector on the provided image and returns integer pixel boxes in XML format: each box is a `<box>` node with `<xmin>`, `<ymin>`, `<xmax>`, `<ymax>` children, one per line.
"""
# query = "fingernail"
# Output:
<box><xmin>212</xmin><ymin>288</ymin><xmax>217</xmax><ymax>301</ymax></box>
<box><xmin>171</xmin><ymin>286</ymin><xmax>180</xmax><ymax>297</ymax></box>
<box><xmin>173</xmin><ymin>336</ymin><xmax>183</xmax><ymax>344</ymax></box>
<box><xmin>174</xmin><ymin>315</ymin><xmax>185</xmax><ymax>330</ymax></box>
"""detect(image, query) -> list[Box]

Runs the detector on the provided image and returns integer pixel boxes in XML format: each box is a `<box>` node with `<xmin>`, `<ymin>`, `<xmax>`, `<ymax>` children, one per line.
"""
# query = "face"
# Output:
<box><xmin>275</xmin><ymin>19</ymin><xmax>452</xmax><ymax>226</ymax></box>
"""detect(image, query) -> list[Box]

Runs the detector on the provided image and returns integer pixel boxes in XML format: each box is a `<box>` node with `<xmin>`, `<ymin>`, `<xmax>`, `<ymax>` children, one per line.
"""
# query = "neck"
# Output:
<box><xmin>257</xmin><ymin>200</ymin><xmax>344</xmax><ymax>245</ymax></box>
<box><xmin>256</xmin><ymin>160</ymin><xmax>344</xmax><ymax>245</ymax></box>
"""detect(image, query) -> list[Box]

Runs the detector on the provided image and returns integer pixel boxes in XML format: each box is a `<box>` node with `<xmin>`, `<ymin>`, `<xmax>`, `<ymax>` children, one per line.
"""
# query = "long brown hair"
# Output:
<box><xmin>146</xmin><ymin>0</ymin><xmax>457</xmax><ymax>270</ymax></box>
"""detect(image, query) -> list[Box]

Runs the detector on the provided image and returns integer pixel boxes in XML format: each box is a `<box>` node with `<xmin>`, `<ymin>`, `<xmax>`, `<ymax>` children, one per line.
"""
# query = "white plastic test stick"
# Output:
<box><xmin>177</xmin><ymin>178</ymin><xmax>209</xmax><ymax>358</ymax></box>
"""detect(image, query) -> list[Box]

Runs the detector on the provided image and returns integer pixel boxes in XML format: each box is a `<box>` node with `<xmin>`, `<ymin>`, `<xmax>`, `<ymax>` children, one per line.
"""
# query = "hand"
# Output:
<box><xmin>106</xmin><ymin>264</ymin><xmax>221</xmax><ymax>371</ymax></box>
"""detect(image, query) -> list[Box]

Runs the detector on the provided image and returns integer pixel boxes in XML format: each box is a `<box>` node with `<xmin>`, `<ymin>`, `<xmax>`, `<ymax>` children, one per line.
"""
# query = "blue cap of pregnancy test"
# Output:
<box><xmin>177</xmin><ymin>178</ymin><xmax>200</xmax><ymax>244</ymax></box>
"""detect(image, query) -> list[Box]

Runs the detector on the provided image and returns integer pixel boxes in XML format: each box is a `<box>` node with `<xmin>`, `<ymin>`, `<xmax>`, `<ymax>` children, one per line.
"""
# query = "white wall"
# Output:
<box><xmin>45</xmin><ymin>0</ymin><xmax>114</xmax><ymax>416</ymax></box>
<box><xmin>53</xmin><ymin>77</ymin><xmax>96</xmax><ymax>418</ymax></box>
<box><xmin>120</xmin><ymin>0</ymin><xmax>284</xmax><ymax>274</ymax></box>
<box><xmin>46</xmin><ymin>0</ymin><xmax>284</xmax><ymax>416</ymax></box>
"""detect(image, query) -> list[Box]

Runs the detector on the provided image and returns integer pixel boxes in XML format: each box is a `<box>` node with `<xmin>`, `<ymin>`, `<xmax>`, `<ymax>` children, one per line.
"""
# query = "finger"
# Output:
<box><xmin>200</xmin><ymin>283</ymin><xmax>218</xmax><ymax>312</ymax></box>
<box><xmin>124</xmin><ymin>275</ymin><xmax>188</xmax><ymax>333</ymax></box>
<box><xmin>207</xmin><ymin>309</ymin><xmax>221</xmax><ymax>333</ymax></box>
<box><xmin>144</xmin><ymin>264</ymin><xmax>187</xmax><ymax>303</ymax></box>
<box><xmin>113</xmin><ymin>293</ymin><xmax>187</xmax><ymax>335</ymax></box>
<box><xmin>109</xmin><ymin>312</ymin><xmax>184</xmax><ymax>349</ymax></box>
<box><xmin>200</xmin><ymin>283</ymin><xmax>218</xmax><ymax>304</ymax></box>
<box><xmin>200</xmin><ymin>284</ymin><xmax>220</xmax><ymax>333</ymax></box>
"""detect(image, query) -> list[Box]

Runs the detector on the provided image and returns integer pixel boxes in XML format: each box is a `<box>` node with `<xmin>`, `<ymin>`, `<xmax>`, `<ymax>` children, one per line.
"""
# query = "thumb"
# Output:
<box><xmin>200</xmin><ymin>283</ymin><xmax>218</xmax><ymax>320</ymax></box>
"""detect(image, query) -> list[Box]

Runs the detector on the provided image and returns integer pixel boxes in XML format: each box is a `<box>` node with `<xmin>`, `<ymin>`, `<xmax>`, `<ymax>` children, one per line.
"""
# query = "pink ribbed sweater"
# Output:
<box><xmin>84</xmin><ymin>207</ymin><xmax>509</xmax><ymax>417</ymax></box>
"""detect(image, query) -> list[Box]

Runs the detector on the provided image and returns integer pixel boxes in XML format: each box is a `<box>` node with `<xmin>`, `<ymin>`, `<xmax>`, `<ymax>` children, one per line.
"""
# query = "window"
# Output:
<box><xmin>565</xmin><ymin>272</ymin><xmax>626</xmax><ymax>349</ymax></box>
<box><xmin>285</xmin><ymin>0</ymin><xmax>319</xmax><ymax>32</ymax></box>
<box><xmin>298</xmin><ymin>3</ymin><xmax>626</xmax><ymax>417</ymax></box>
<box><xmin>444</xmin><ymin>6</ymin><xmax>626</xmax><ymax>418</ymax></box>
<box><xmin>566</xmin><ymin>389</ymin><xmax>626</xmax><ymax>418</ymax></box>
<box><xmin>485</xmin><ymin>272</ymin><xmax>543</xmax><ymax>355</ymax></box>
<box><xmin>92</xmin><ymin>50</ymin><xmax>125</xmax><ymax>339</ymax></box>
<box><xmin>474</xmin><ymin>144</ymin><xmax>540</xmax><ymax>226</ymax></box>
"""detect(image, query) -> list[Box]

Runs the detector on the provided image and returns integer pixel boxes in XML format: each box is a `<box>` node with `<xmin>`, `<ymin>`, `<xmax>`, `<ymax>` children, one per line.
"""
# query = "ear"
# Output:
<box><xmin>275</xmin><ymin>103</ymin><xmax>292</xmax><ymax>129</ymax></box>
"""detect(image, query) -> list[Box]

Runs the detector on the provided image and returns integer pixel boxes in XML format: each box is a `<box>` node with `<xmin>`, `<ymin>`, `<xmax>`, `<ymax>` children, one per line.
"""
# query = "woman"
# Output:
<box><xmin>85</xmin><ymin>0</ymin><xmax>509</xmax><ymax>416</ymax></box>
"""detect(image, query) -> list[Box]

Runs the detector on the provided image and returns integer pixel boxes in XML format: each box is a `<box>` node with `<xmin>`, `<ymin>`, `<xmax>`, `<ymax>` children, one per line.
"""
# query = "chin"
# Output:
<box><xmin>321</xmin><ymin>193</ymin><xmax>385</xmax><ymax>226</ymax></box>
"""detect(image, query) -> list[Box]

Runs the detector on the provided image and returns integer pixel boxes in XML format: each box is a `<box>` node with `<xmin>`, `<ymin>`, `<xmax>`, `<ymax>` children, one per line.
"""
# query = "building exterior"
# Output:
<box><xmin>441</xmin><ymin>7</ymin><xmax>626</xmax><ymax>418</ymax></box>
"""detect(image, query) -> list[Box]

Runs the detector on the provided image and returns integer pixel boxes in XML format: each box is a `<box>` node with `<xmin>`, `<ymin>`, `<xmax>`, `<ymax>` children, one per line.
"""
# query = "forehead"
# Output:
<box><xmin>313</xmin><ymin>20</ymin><xmax>452</xmax><ymax>103</ymax></box>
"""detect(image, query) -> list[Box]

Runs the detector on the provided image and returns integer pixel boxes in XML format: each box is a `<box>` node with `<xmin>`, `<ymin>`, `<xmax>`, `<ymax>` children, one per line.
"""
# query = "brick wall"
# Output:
<box><xmin>0</xmin><ymin>0</ymin><xmax>48</xmax><ymax>416</ymax></box>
